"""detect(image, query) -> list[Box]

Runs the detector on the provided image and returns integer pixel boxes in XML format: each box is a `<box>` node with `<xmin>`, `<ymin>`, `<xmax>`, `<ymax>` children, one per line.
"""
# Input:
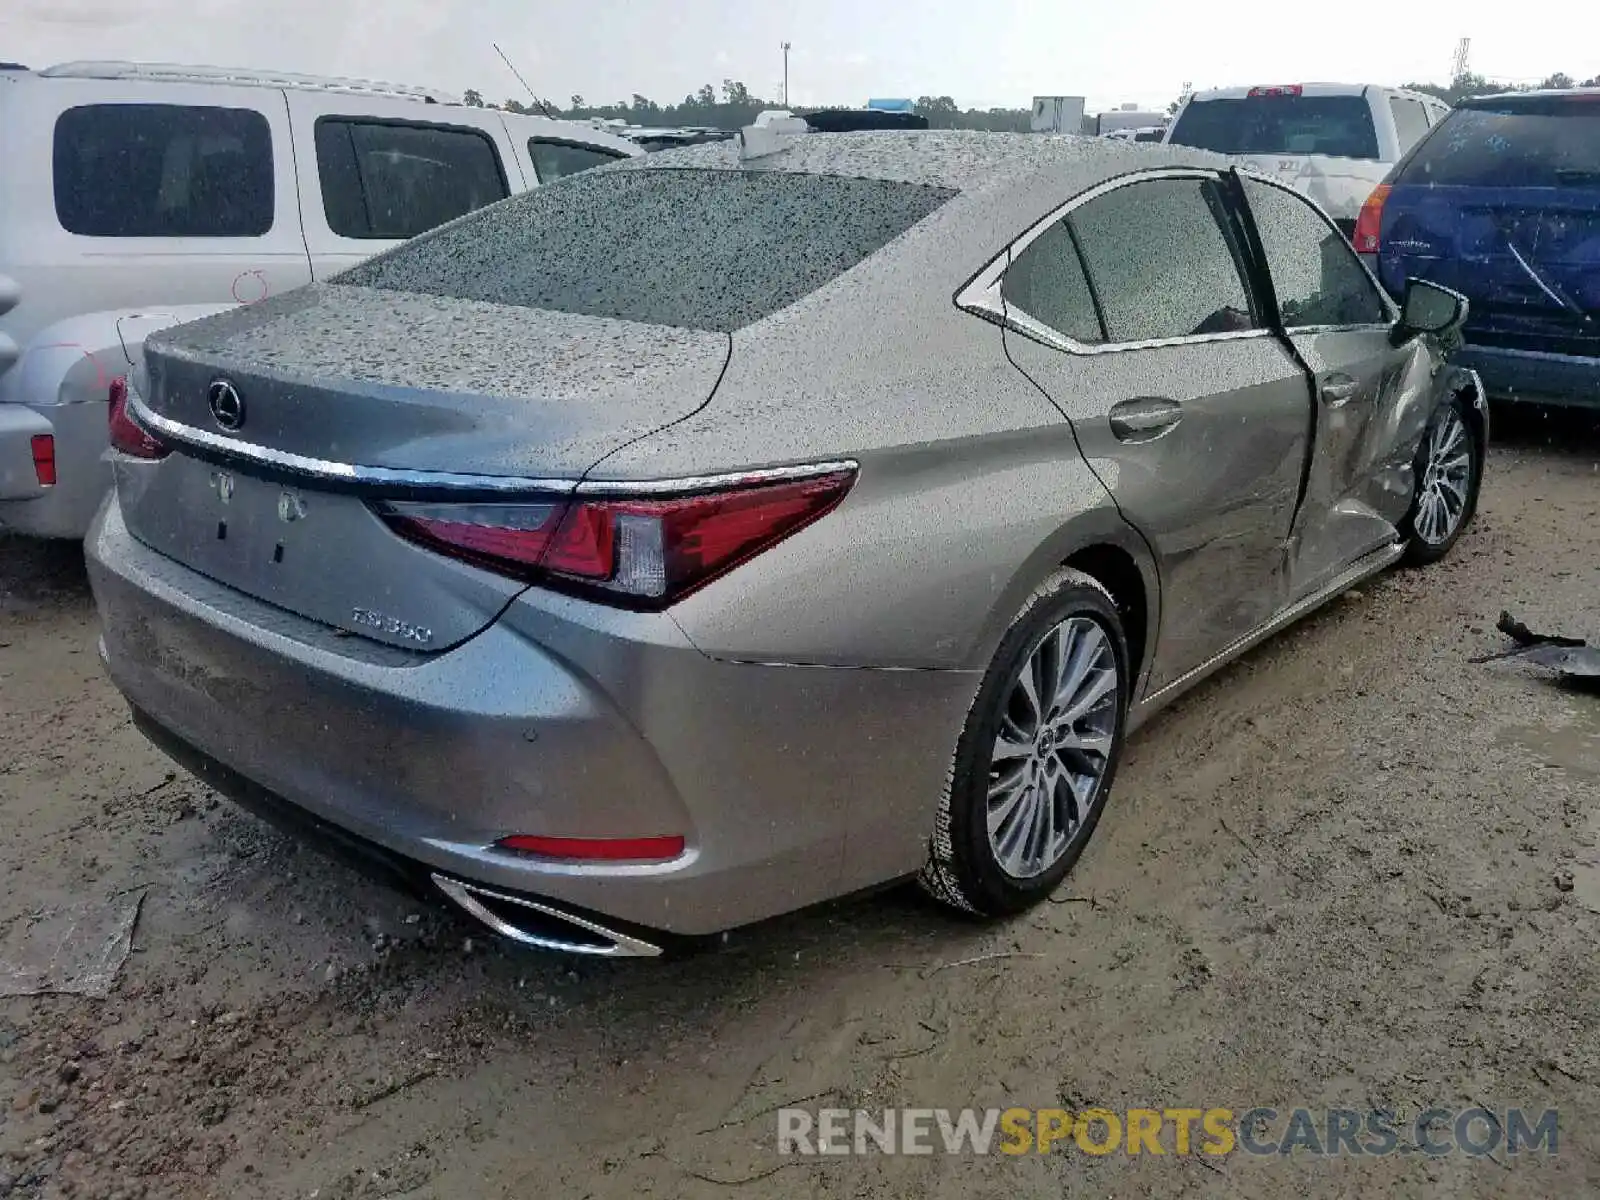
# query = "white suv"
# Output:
<box><xmin>1164</xmin><ymin>83</ymin><xmax>1449</xmax><ymax>234</ymax></box>
<box><xmin>0</xmin><ymin>61</ymin><xmax>638</xmax><ymax>538</ymax></box>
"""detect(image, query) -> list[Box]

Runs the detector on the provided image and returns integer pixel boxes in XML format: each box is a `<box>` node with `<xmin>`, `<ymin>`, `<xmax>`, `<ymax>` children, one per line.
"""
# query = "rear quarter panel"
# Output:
<box><xmin>597</xmin><ymin>179</ymin><xmax>1156</xmax><ymax>675</ymax></box>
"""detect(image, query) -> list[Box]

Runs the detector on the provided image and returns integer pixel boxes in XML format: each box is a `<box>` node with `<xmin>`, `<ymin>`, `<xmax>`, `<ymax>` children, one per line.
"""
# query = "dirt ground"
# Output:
<box><xmin>2</xmin><ymin>405</ymin><xmax>1598</xmax><ymax>1200</ymax></box>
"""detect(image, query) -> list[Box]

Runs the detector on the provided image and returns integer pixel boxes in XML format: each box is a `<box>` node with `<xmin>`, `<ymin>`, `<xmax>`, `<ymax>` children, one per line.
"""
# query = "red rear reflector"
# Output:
<box><xmin>496</xmin><ymin>834</ymin><xmax>685</xmax><ymax>862</ymax></box>
<box><xmin>381</xmin><ymin>468</ymin><xmax>855</xmax><ymax>608</ymax></box>
<box><xmin>107</xmin><ymin>377</ymin><xmax>168</xmax><ymax>460</ymax></box>
<box><xmin>29</xmin><ymin>435</ymin><xmax>56</xmax><ymax>486</ymax></box>
<box><xmin>1353</xmin><ymin>183</ymin><xmax>1391</xmax><ymax>254</ymax></box>
<box><xmin>1247</xmin><ymin>85</ymin><xmax>1304</xmax><ymax>98</ymax></box>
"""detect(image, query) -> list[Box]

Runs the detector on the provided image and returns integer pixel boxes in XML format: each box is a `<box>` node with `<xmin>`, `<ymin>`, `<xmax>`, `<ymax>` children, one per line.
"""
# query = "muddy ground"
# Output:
<box><xmin>2</xmin><ymin>405</ymin><xmax>1598</xmax><ymax>1200</ymax></box>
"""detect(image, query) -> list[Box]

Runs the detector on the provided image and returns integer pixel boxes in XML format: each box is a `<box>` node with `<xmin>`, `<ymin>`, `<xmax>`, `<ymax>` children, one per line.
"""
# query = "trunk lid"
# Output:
<box><xmin>123</xmin><ymin>283</ymin><xmax>729</xmax><ymax>649</ymax></box>
<box><xmin>1378</xmin><ymin>96</ymin><xmax>1600</xmax><ymax>358</ymax></box>
<box><xmin>139</xmin><ymin>283</ymin><xmax>730</xmax><ymax>477</ymax></box>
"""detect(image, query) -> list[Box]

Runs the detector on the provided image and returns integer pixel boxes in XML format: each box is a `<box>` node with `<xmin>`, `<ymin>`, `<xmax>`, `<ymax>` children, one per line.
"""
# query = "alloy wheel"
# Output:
<box><xmin>1415</xmin><ymin>408</ymin><xmax>1473</xmax><ymax>546</ymax></box>
<box><xmin>986</xmin><ymin>615</ymin><xmax>1120</xmax><ymax>879</ymax></box>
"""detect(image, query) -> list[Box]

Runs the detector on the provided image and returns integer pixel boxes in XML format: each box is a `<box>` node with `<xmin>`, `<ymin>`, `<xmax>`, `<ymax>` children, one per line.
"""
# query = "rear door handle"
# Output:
<box><xmin>1319</xmin><ymin>373</ymin><xmax>1361</xmax><ymax>406</ymax></box>
<box><xmin>1109</xmin><ymin>397</ymin><xmax>1182</xmax><ymax>442</ymax></box>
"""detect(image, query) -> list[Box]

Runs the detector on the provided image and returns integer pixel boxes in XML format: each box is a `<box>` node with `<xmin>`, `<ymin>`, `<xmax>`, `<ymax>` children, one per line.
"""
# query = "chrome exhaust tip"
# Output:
<box><xmin>431</xmin><ymin>873</ymin><xmax>662</xmax><ymax>958</ymax></box>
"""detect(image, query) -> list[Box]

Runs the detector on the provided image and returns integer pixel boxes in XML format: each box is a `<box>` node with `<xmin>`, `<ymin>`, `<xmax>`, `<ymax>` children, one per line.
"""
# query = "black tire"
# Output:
<box><xmin>920</xmin><ymin>568</ymin><xmax>1130</xmax><ymax>917</ymax></box>
<box><xmin>1401</xmin><ymin>392</ymin><xmax>1482</xmax><ymax>566</ymax></box>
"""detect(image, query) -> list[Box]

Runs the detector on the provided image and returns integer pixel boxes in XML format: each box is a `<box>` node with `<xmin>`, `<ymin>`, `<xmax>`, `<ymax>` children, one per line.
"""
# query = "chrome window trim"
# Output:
<box><xmin>1280</xmin><ymin>322</ymin><xmax>1394</xmax><ymax>336</ymax></box>
<box><xmin>958</xmin><ymin>166</ymin><xmax>1272</xmax><ymax>357</ymax></box>
<box><xmin>127</xmin><ymin>386</ymin><xmax>857</xmax><ymax>497</ymax></box>
<box><xmin>1232</xmin><ymin>167</ymin><xmax>1400</xmax><ymax>325</ymax></box>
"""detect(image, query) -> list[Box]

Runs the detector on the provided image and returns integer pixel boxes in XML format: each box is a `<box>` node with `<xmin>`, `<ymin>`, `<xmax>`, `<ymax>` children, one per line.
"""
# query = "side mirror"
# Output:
<box><xmin>1392</xmin><ymin>278</ymin><xmax>1469</xmax><ymax>348</ymax></box>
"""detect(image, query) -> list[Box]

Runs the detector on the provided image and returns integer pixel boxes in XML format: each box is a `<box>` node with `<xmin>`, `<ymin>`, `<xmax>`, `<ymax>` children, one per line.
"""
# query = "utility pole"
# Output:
<box><xmin>782</xmin><ymin>42</ymin><xmax>791</xmax><ymax>106</ymax></box>
<box><xmin>1451</xmin><ymin>37</ymin><xmax>1471</xmax><ymax>81</ymax></box>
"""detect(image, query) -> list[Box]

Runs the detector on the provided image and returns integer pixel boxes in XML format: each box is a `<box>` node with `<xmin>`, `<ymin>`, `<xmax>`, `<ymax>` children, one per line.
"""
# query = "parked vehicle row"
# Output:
<box><xmin>87</xmin><ymin>128</ymin><xmax>1485</xmax><ymax>955</ymax></box>
<box><xmin>0</xmin><ymin>61</ymin><xmax>639</xmax><ymax>538</ymax></box>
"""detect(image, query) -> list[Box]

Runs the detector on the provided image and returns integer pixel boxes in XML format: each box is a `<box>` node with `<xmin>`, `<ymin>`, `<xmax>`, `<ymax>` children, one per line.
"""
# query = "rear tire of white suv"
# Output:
<box><xmin>920</xmin><ymin>568</ymin><xmax>1130</xmax><ymax>917</ymax></box>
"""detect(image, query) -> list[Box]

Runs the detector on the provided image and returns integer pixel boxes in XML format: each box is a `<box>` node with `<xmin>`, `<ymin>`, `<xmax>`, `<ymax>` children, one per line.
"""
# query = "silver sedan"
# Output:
<box><xmin>86</xmin><ymin>132</ymin><xmax>1485</xmax><ymax>956</ymax></box>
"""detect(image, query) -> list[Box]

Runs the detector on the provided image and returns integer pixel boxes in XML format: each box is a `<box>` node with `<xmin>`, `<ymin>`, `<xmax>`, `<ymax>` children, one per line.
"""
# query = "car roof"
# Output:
<box><xmin>28</xmin><ymin>60</ymin><xmax>461</xmax><ymax>104</ymax></box>
<box><xmin>614</xmin><ymin>129</ymin><xmax>1228</xmax><ymax>195</ymax></box>
<box><xmin>1187</xmin><ymin>82</ymin><xmax>1439</xmax><ymax>103</ymax></box>
<box><xmin>1465</xmin><ymin>86</ymin><xmax>1600</xmax><ymax>105</ymax></box>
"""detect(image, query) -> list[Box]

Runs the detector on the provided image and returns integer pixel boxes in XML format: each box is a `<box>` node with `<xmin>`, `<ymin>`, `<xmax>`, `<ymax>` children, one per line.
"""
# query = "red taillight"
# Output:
<box><xmin>383</xmin><ymin>501</ymin><xmax>605</xmax><ymax>577</ymax></box>
<box><xmin>107</xmin><ymin>377</ymin><xmax>168</xmax><ymax>460</ymax></box>
<box><xmin>1353</xmin><ymin>183</ymin><xmax>1391</xmax><ymax>254</ymax></box>
<box><xmin>381</xmin><ymin>468</ymin><xmax>854</xmax><ymax>607</ymax></box>
<box><xmin>495</xmin><ymin>834</ymin><xmax>685</xmax><ymax>862</ymax></box>
<box><xmin>1247</xmin><ymin>84</ymin><xmax>1303</xmax><ymax>98</ymax></box>
<box><xmin>29</xmin><ymin>435</ymin><xmax>56</xmax><ymax>486</ymax></box>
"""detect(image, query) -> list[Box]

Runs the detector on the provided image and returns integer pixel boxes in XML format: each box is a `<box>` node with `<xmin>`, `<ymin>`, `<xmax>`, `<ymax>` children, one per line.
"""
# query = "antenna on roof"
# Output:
<box><xmin>493</xmin><ymin>43</ymin><xmax>559</xmax><ymax>119</ymax></box>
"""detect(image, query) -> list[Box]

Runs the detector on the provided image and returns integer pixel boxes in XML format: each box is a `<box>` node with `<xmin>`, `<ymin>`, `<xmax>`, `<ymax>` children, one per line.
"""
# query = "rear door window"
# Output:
<box><xmin>527</xmin><ymin>139</ymin><xmax>628</xmax><ymax>182</ymax></box>
<box><xmin>1241</xmin><ymin>176</ymin><xmax>1389</xmax><ymax>327</ymax></box>
<box><xmin>1066</xmin><ymin>176</ymin><xmax>1258</xmax><ymax>343</ymax></box>
<box><xmin>314</xmin><ymin>119</ymin><xmax>509</xmax><ymax>239</ymax></box>
<box><xmin>339</xmin><ymin>168</ymin><xmax>955</xmax><ymax>331</ymax></box>
<box><xmin>53</xmin><ymin>103</ymin><xmax>273</xmax><ymax>237</ymax></box>
<box><xmin>1169</xmin><ymin>95</ymin><xmax>1381</xmax><ymax>159</ymax></box>
<box><xmin>1388</xmin><ymin>97</ymin><xmax>1431</xmax><ymax>153</ymax></box>
<box><xmin>1396</xmin><ymin>98</ymin><xmax>1600</xmax><ymax>187</ymax></box>
<box><xmin>1001</xmin><ymin>221</ymin><xmax>1103</xmax><ymax>344</ymax></box>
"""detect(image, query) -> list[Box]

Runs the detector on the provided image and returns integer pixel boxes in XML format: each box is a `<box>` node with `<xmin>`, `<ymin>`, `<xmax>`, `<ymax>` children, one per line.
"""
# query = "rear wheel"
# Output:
<box><xmin>1402</xmin><ymin>394</ymin><xmax>1480</xmax><ymax>565</ymax></box>
<box><xmin>920</xmin><ymin>569</ymin><xmax>1129</xmax><ymax>916</ymax></box>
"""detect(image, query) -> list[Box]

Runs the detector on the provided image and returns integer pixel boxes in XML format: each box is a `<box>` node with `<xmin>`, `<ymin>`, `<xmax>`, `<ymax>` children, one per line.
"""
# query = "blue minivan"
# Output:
<box><xmin>1358</xmin><ymin>89</ymin><xmax>1600</xmax><ymax>408</ymax></box>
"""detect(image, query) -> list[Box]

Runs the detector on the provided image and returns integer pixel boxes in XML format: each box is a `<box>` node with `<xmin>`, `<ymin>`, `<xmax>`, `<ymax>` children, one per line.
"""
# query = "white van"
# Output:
<box><xmin>0</xmin><ymin>61</ymin><xmax>638</xmax><ymax>538</ymax></box>
<box><xmin>1163</xmin><ymin>83</ymin><xmax>1449</xmax><ymax>234</ymax></box>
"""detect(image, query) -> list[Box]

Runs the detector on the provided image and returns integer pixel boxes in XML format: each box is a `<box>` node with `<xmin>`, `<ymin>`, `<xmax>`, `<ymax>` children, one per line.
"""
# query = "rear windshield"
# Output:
<box><xmin>1168</xmin><ymin>95</ymin><xmax>1380</xmax><ymax>159</ymax></box>
<box><xmin>338</xmin><ymin>168</ymin><xmax>956</xmax><ymax>332</ymax></box>
<box><xmin>1396</xmin><ymin>98</ymin><xmax>1600</xmax><ymax>187</ymax></box>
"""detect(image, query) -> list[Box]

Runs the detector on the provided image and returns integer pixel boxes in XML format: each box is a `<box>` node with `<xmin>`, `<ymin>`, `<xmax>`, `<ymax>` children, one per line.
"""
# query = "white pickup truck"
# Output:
<box><xmin>1164</xmin><ymin>82</ymin><xmax>1449</xmax><ymax>236</ymax></box>
<box><xmin>0</xmin><ymin>60</ymin><xmax>638</xmax><ymax>538</ymax></box>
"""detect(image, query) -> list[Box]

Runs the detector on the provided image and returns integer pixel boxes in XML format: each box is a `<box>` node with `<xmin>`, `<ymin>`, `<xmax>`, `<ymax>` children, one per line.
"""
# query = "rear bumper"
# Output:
<box><xmin>129</xmin><ymin>705</ymin><xmax>673</xmax><ymax>955</ymax></box>
<box><xmin>87</xmin><ymin>495</ymin><xmax>975</xmax><ymax>937</ymax></box>
<box><xmin>1452</xmin><ymin>344</ymin><xmax>1600</xmax><ymax>409</ymax></box>
<box><xmin>0</xmin><ymin>400</ymin><xmax>111</xmax><ymax>538</ymax></box>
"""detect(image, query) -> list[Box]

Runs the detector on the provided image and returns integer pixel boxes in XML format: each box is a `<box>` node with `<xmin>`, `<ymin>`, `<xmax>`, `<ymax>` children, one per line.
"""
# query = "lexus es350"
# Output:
<box><xmin>87</xmin><ymin>132</ymin><xmax>1486</xmax><ymax>957</ymax></box>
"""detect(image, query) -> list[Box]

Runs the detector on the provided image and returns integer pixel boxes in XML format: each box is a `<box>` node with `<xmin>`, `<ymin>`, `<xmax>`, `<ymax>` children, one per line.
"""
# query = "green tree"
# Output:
<box><xmin>1402</xmin><ymin>72</ymin><xmax>1548</xmax><ymax>104</ymax></box>
<box><xmin>462</xmin><ymin>88</ymin><xmax>484</xmax><ymax>107</ymax></box>
<box><xmin>914</xmin><ymin>95</ymin><xmax>959</xmax><ymax>127</ymax></box>
<box><xmin>1538</xmin><ymin>72</ymin><xmax>1574</xmax><ymax>90</ymax></box>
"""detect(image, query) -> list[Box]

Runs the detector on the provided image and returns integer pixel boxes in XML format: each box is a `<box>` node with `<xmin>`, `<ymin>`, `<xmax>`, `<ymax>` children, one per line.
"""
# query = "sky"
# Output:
<box><xmin>4</xmin><ymin>0</ymin><xmax>1595</xmax><ymax>115</ymax></box>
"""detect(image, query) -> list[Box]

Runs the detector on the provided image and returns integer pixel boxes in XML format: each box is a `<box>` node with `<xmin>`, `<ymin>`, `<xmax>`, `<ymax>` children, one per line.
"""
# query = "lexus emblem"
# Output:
<box><xmin>207</xmin><ymin>379</ymin><xmax>245</xmax><ymax>431</ymax></box>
